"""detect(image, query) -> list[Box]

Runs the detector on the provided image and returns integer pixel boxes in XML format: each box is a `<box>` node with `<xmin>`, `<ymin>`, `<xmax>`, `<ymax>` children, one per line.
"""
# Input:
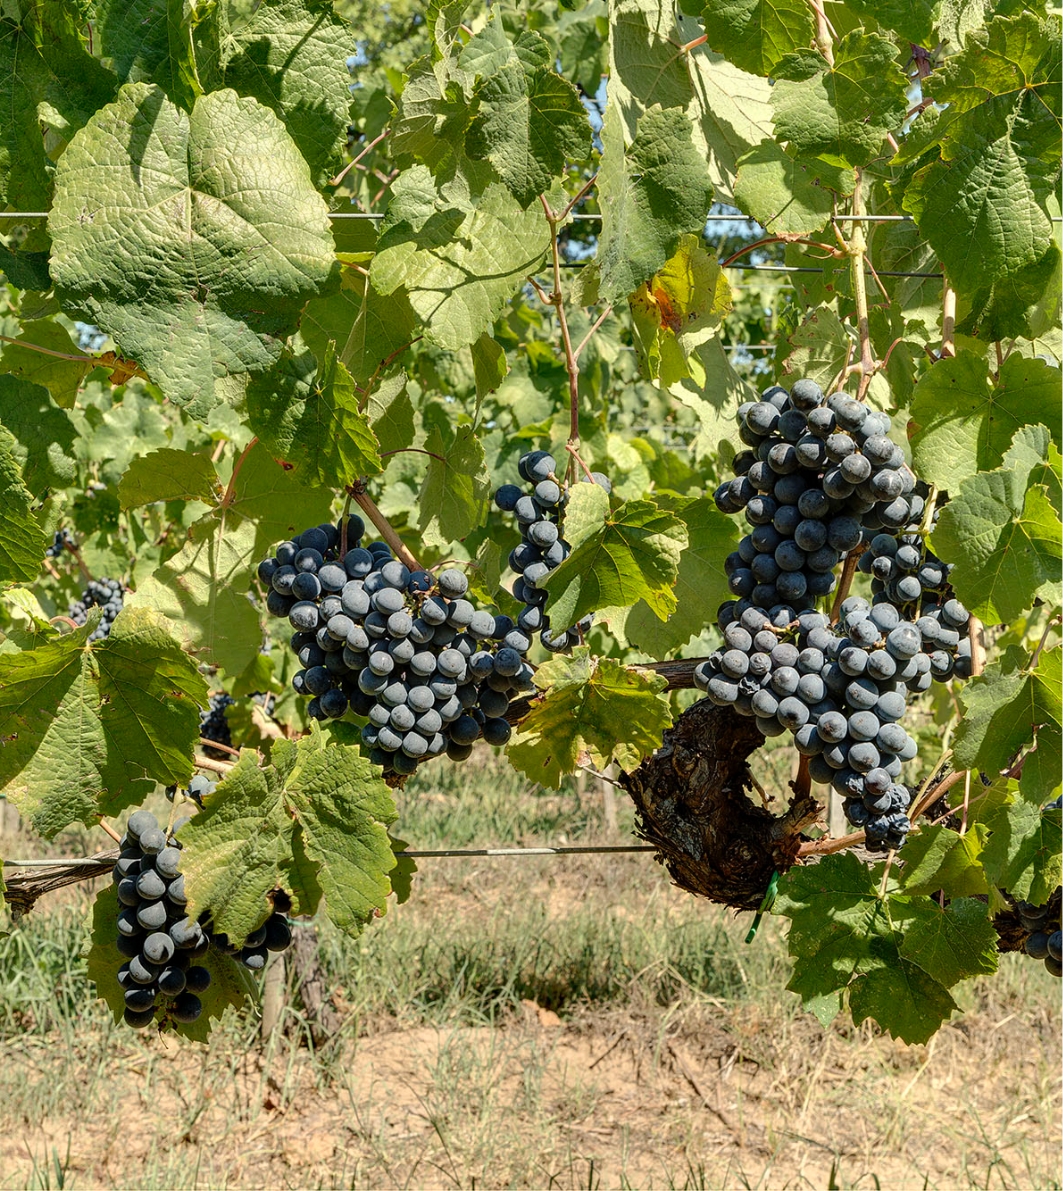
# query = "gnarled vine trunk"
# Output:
<box><xmin>620</xmin><ymin>698</ymin><xmax>822</xmax><ymax>911</ymax></box>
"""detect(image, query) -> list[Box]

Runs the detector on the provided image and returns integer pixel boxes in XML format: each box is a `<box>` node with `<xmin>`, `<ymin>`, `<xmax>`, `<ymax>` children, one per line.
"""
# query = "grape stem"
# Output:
<box><xmin>220</xmin><ymin>437</ymin><xmax>259</xmax><ymax>510</ymax></box>
<box><xmin>940</xmin><ymin>277</ymin><xmax>956</xmax><ymax>359</ymax></box>
<box><xmin>48</xmin><ymin>615</ymin><xmax>81</xmax><ymax>632</ymax></box>
<box><xmin>828</xmin><ymin>545</ymin><xmax>864</xmax><ymax>623</ymax></box>
<box><xmin>968</xmin><ymin>615</ymin><xmax>986</xmax><ymax>677</ymax></box>
<box><xmin>328</xmin><ymin>127</ymin><xmax>388</xmax><ymax>189</ymax></box>
<box><xmin>720</xmin><ymin>236</ymin><xmax>840</xmax><ymax>269</ymax></box>
<box><xmin>339</xmin><ymin>490</ymin><xmax>354</xmax><ymax>559</ymax></box>
<box><xmin>198</xmin><ymin>737</ymin><xmax>241</xmax><ymax>758</ymax></box>
<box><xmin>538</xmin><ymin>194</ymin><xmax>583</xmax><ymax>482</ymax></box>
<box><xmin>193</xmin><ymin>753</ymin><xmax>235</xmax><ymax>775</ymax></box>
<box><xmin>349</xmin><ymin>485</ymin><xmax>423</xmax><ymax>572</ymax></box>
<box><xmin>98</xmin><ymin>818</ymin><xmax>121</xmax><ymax>843</ymax></box>
<box><xmin>847</xmin><ymin>171</ymin><xmax>877</xmax><ymax>400</ymax></box>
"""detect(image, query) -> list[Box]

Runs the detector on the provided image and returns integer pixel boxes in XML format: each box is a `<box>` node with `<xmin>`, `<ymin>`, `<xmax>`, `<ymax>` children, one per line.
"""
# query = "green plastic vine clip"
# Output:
<box><xmin>744</xmin><ymin>870</ymin><xmax>780</xmax><ymax>945</ymax></box>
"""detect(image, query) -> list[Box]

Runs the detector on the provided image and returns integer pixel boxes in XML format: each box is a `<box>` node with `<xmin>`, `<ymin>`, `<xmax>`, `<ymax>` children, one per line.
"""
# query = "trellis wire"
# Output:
<box><xmin>7</xmin><ymin>211</ymin><xmax>1061</xmax><ymax>222</ymax></box>
<box><xmin>4</xmin><ymin>843</ymin><xmax>658</xmax><ymax>869</ymax></box>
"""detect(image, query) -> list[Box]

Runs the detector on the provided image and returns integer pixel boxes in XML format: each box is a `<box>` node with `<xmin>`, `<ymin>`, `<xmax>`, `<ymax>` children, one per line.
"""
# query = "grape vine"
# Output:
<box><xmin>0</xmin><ymin>0</ymin><xmax>1058</xmax><ymax>1046</ymax></box>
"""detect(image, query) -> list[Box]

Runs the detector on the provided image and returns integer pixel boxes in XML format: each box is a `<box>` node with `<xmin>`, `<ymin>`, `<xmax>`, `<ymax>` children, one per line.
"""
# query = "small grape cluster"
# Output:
<box><xmin>45</xmin><ymin>529</ymin><xmax>74</xmax><ymax>558</ymax></box>
<box><xmin>199</xmin><ymin>692</ymin><xmax>235</xmax><ymax>757</ymax></box>
<box><xmin>1014</xmin><ymin>897</ymin><xmax>1062</xmax><ymax>978</ymax></box>
<box><xmin>69</xmin><ymin>577</ymin><xmax>124</xmax><ymax>641</ymax></box>
<box><xmin>113</xmin><ymin>809</ymin><xmax>212</xmax><ymax>1028</ymax></box>
<box><xmin>166</xmin><ymin>772</ymin><xmax>216</xmax><ymax>809</ymax></box>
<box><xmin>211</xmin><ymin>907</ymin><xmax>293</xmax><ymax>972</ymax></box>
<box><xmin>699</xmin><ymin>378</ymin><xmax>973</xmax><ymax>851</ymax></box>
<box><xmin>257</xmin><ymin>518</ymin><xmax>535</xmax><ymax>776</ymax></box>
<box><xmin>495</xmin><ymin>451</ymin><xmax>607</xmax><ymax>652</ymax></box>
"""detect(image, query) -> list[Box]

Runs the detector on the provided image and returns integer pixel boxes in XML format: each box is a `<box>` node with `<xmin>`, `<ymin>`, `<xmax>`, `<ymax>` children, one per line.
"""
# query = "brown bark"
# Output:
<box><xmin>619</xmin><ymin>699</ymin><xmax>822</xmax><ymax>911</ymax></box>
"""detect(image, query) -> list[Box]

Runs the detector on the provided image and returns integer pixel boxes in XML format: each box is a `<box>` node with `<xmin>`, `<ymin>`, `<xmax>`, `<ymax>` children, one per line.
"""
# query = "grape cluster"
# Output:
<box><xmin>199</xmin><ymin>693</ymin><xmax>235</xmax><ymax>758</ymax></box>
<box><xmin>257</xmin><ymin>518</ymin><xmax>535</xmax><ymax>776</ymax></box>
<box><xmin>211</xmin><ymin>908</ymin><xmax>293</xmax><ymax>972</ymax></box>
<box><xmin>495</xmin><ymin>451</ymin><xmax>605</xmax><ymax>652</ymax></box>
<box><xmin>45</xmin><ymin>529</ymin><xmax>74</xmax><ymax>558</ymax></box>
<box><xmin>166</xmin><ymin>772</ymin><xmax>216</xmax><ymax>809</ymax></box>
<box><xmin>698</xmin><ymin>378</ymin><xmax>973</xmax><ymax>851</ymax></box>
<box><xmin>1014</xmin><ymin>898</ymin><xmax>1062</xmax><ymax>978</ymax></box>
<box><xmin>69</xmin><ymin>577</ymin><xmax>124</xmax><ymax>640</ymax></box>
<box><xmin>112</xmin><ymin>809</ymin><xmax>212</xmax><ymax>1028</ymax></box>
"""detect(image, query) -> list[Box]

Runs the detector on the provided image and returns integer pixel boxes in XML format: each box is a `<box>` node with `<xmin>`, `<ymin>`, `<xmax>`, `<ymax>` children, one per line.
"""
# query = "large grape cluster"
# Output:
<box><xmin>697</xmin><ymin>379</ymin><xmax>972</xmax><ymax>852</ymax></box>
<box><xmin>69</xmin><ymin>577</ymin><xmax>124</xmax><ymax>640</ymax></box>
<box><xmin>494</xmin><ymin>451</ymin><xmax>605</xmax><ymax>652</ymax></box>
<box><xmin>199</xmin><ymin>692</ymin><xmax>235</xmax><ymax>758</ymax></box>
<box><xmin>112</xmin><ymin>809</ymin><xmax>213</xmax><ymax>1028</ymax></box>
<box><xmin>257</xmin><ymin>517</ymin><xmax>535</xmax><ymax>776</ymax></box>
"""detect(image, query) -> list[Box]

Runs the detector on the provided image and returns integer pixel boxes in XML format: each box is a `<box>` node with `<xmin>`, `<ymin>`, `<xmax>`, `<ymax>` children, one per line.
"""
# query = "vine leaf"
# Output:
<box><xmin>417</xmin><ymin>421</ymin><xmax>491</xmax><ymax>549</ymax></box>
<box><xmin>118</xmin><ymin>447</ymin><xmax>221</xmax><ymax>510</ymax></box>
<box><xmin>222</xmin><ymin>0</ymin><xmax>360</xmax><ymax>186</ymax></box>
<box><xmin>733</xmin><ymin>141</ymin><xmax>854</xmax><ymax>236</ymax></box>
<box><xmin>128</xmin><ymin>515</ymin><xmax>262</xmax><ymax>679</ymax></box>
<box><xmin>49</xmin><ymin>84</ymin><xmax>338</xmax><ymax>417</ymax></box>
<box><xmin>466</xmin><ymin>31</ymin><xmax>591</xmax><ymax>209</ymax></box>
<box><xmin>177</xmin><ymin>731</ymin><xmax>398</xmax><ymax>942</ymax></box>
<box><xmin>0</xmin><ymin>320</ymin><xmax>91</xmax><ymax>410</ymax></box>
<box><xmin>771</xmin><ymin>31</ymin><xmax>909</xmax><ymax>169</ymax></box>
<box><xmin>372</xmin><ymin>168</ymin><xmax>549</xmax><ymax>351</ymax></box>
<box><xmin>781</xmin><ymin>307</ymin><xmax>853</xmax><ymax>388</ymax></box>
<box><xmin>506</xmin><ymin>646</ymin><xmax>672</xmax><ymax>789</ymax></box>
<box><xmin>0</xmin><ymin>609</ymin><xmax>207</xmax><ymax>838</ymax></box>
<box><xmin>0</xmin><ymin>427</ymin><xmax>48</xmax><ymax>584</ymax></box>
<box><xmin>900</xmin><ymin>13</ymin><xmax>1063</xmax><ymax>296</ymax></box>
<box><xmin>910</xmin><ymin>353</ymin><xmax>1062</xmax><ymax>491</ymax></box>
<box><xmin>246</xmin><ymin>340</ymin><xmax>383</xmax><ymax>489</ymax></box>
<box><xmin>952</xmin><ymin>644</ymin><xmax>1062</xmax><ymax>798</ymax></box>
<box><xmin>224</xmin><ymin>442</ymin><xmax>336</xmax><ymax>558</ymax></box>
<box><xmin>539</xmin><ymin>485</ymin><xmax>688</xmax><ymax>630</ymax></box>
<box><xmin>694</xmin><ymin>0</ymin><xmax>815</xmax><ymax>78</ymax></box>
<box><xmin>302</xmin><ymin>265</ymin><xmax>419</xmax><ymax>388</ymax></box>
<box><xmin>0</xmin><ymin>375</ymin><xmax>78</xmax><ymax>495</ymax></box>
<box><xmin>971</xmin><ymin>780</ymin><xmax>1063</xmax><ymax>905</ymax></box>
<box><xmin>87</xmin><ymin>885</ymin><xmax>256</xmax><ymax>1041</ymax></box>
<box><xmin>932</xmin><ymin>425</ymin><xmax>1062</xmax><ymax>624</ymax></box>
<box><xmin>897</xmin><ymin>824</ymin><xmax>990</xmax><ymax>898</ymax></box>
<box><xmin>597</xmin><ymin>104</ymin><xmax>715</xmax><ymax>304</ymax></box>
<box><xmin>841</xmin><ymin>0</ymin><xmax>937</xmax><ymax>45</ymax></box>
<box><xmin>894</xmin><ymin>898</ymin><xmax>999</xmax><ymax>988</ymax></box>
<box><xmin>625</xmin><ymin>496</ymin><xmax>739</xmax><ymax>658</ymax></box>
<box><xmin>773</xmin><ymin>852</ymin><xmax>965</xmax><ymax>1045</ymax></box>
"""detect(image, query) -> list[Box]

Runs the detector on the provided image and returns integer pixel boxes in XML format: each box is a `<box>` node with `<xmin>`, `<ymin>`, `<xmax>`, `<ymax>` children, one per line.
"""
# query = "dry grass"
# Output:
<box><xmin>1</xmin><ymin>753</ymin><xmax>1060</xmax><ymax>1190</ymax></box>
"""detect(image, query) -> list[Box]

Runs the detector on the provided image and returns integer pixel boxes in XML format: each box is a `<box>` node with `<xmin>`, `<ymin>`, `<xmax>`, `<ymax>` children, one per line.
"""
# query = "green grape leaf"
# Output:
<box><xmin>781</xmin><ymin>307</ymin><xmax>853</xmax><ymax>388</ymax></box>
<box><xmin>178</xmin><ymin>732</ymin><xmax>398</xmax><ymax>941</ymax></box>
<box><xmin>539</xmin><ymin>486</ymin><xmax>687</xmax><ymax>630</ymax></box>
<box><xmin>0</xmin><ymin>375</ymin><xmax>78</xmax><ymax>495</ymax></box>
<box><xmin>87</xmin><ymin>884</ymin><xmax>256</xmax><ymax>1040</ymax></box>
<box><xmin>0</xmin><ymin>9</ymin><xmax>116</xmax><ymax>210</ymax></box>
<box><xmin>471</xmin><ymin>333</ymin><xmax>508</xmax><ymax>403</ymax></box>
<box><xmin>302</xmin><ymin>266</ymin><xmax>419</xmax><ymax>388</ymax></box>
<box><xmin>246</xmin><ymin>341</ymin><xmax>382</xmax><ymax>489</ymax></box>
<box><xmin>672</xmin><ymin>337</ymin><xmax>758</xmax><ymax>463</ymax></box>
<box><xmin>372</xmin><ymin>168</ymin><xmax>549</xmax><ymax>351</ymax></box>
<box><xmin>128</xmin><ymin>514</ymin><xmax>262</xmax><ymax>679</ymax></box>
<box><xmin>979</xmin><ymin>785</ymin><xmax>1062</xmax><ymax>904</ymax></box>
<box><xmin>0</xmin><ymin>608</ymin><xmax>207</xmax><ymax>837</ymax></box>
<box><xmin>0</xmin><ymin>245</ymin><xmax>51</xmax><ymax>292</ymax></box>
<box><xmin>932</xmin><ymin>427</ymin><xmax>1062</xmax><ymax>624</ymax></box>
<box><xmin>0</xmin><ymin>427</ymin><xmax>48</xmax><ymax>584</ymax></box>
<box><xmin>773</xmin><ymin>853</ymin><xmax>960</xmax><ymax>1044</ymax></box>
<box><xmin>417</xmin><ymin>422</ymin><xmax>491</xmax><ymax>548</ymax></box>
<box><xmin>897</xmin><ymin>824</ymin><xmax>990</xmax><ymax>898</ymax></box>
<box><xmin>842</xmin><ymin>0</ymin><xmax>937</xmax><ymax>45</ymax></box>
<box><xmin>118</xmin><ymin>447</ymin><xmax>221</xmax><ymax>510</ymax></box>
<box><xmin>225</xmin><ymin>441</ymin><xmax>336</xmax><ymax>558</ymax></box>
<box><xmin>911</xmin><ymin>353</ymin><xmax>1062</xmax><ymax>491</ymax></box>
<box><xmin>629</xmin><ymin>235</ymin><xmax>732</xmax><ymax>386</ymax></box>
<box><xmin>467</xmin><ymin>52</ymin><xmax>591</xmax><ymax>208</ymax></box>
<box><xmin>697</xmin><ymin>0</ymin><xmax>815</xmax><ymax>77</ymax></box>
<box><xmin>771</xmin><ymin>31</ymin><xmax>909</xmax><ymax>168</ymax></box>
<box><xmin>221</xmin><ymin>0</ymin><xmax>359</xmax><ymax>186</ymax></box>
<box><xmin>597</xmin><ymin>104</ymin><xmax>715</xmax><ymax>304</ymax></box>
<box><xmin>0</xmin><ymin>320</ymin><xmax>91</xmax><ymax>410</ymax></box>
<box><xmin>733</xmin><ymin>142</ymin><xmax>854</xmax><ymax>235</ymax></box>
<box><xmin>49</xmin><ymin>84</ymin><xmax>337</xmax><ymax>417</ymax></box>
<box><xmin>95</xmin><ymin>0</ymin><xmax>222</xmax><ymax>102</ymax></box>
<box><xmin>609</xmin><ymin>0</ymin><xmax>693</xmax><ymax>130</ymax></box>
<box><xmin>560</xmin><ymin>11</ymin><xmax>608</xmax><ymax>95</ymax></box>
<box><xmin>895</xmin><ymin>897</ymin><xmax>1000</xmax><ymax>988</ymax></box>
<box><xmin>953</xmin><ymin>645</ymin><xmax>1062</xmax><ymax>794</ymax></box>
<box><xmin>625</xmin><ymin>496</ymin><xmax>739</xmax><ymax>657</ymax></box>
<box><xmin>367</xmin><ymin>372</ymin><xmax>417</xmax><ymax>457</ymax></box>
<box><xmin>900</xmin><ymin>14</ymin><xmax>1062</xmax><ymax>296</ymax></box>
<box><xmin>506</xmin><ymin>646</ymin><xmax>671</xmax><ymax>789</ymax></box>
<box><xmin>957</xmin><ymin>242</ymin><xmax>1062</xmax><ymax>344</ymax></box>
